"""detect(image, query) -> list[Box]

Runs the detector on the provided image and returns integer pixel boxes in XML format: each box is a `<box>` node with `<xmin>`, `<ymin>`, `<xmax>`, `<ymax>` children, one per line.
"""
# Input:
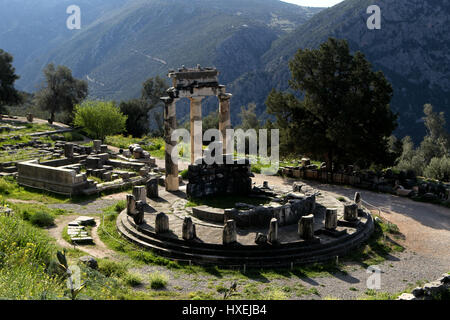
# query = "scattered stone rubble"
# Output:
<box><xmin>16</xmin><ymin>140</ymin><xmax>159</xmax><ymax>196</ymax></box>
<box><xmin>397</xmin><ymin>274</ymin><xmax>450</xmax><ymax>300</ymax></box>
<box><xmin>118</xmin><ymin>143</ymin><xmax>156</xmax><ymax>167</ymax></box>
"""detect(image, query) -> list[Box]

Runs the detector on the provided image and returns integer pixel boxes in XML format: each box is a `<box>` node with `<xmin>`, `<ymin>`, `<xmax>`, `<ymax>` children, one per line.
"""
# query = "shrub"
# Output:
<box><xmin>423</xmin><ymin>156</ymin><xmax>450</xmax><ymax>182</ymax></box>
<box><xmin>123</xmin><ymin>273</ymin><xmax>143</xmax><ymax>287</ymax></box>
<box><xmin>63</xmin><ymin>131</ymin><xmax>85</xmax><ymax>142</ymax></box>
<box><xmin>98</xmin><ymin>260</ymin><xmax>127</xmax><ymax>278</ymax></box>
<box><xmin>0</xmin><ymin>178</ymin><xmax>13</xmax><ymax>195</ymax></box>
<box><xmin>114</xmin><ymin>200</ymin><xmax>126</xmax><ymax>213</ymax></box>
<box><xmin>29</xmin><ymin>211</ymin><xmax>55</xmax><ymax>227</ymax></box>
<box><xmin>149</xmin><ymin>272</ymin><xmax>168</xmax><ymax>290</ymax></box>
<box><xmin>74</xmin><ymin>101</ymin><xmax>127</xmax><ymax>141</ymax></box>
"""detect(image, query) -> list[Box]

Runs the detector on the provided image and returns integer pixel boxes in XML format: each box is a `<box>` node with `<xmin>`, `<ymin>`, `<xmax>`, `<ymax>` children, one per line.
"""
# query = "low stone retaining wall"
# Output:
<box><xmin>281</xmin><ymin>166</ymin><xmax>450</xmax><ymax>203</ymax></box>
<box><xmin>192</xmin><ymin>206</ymin><xmax>224</xmax><ymax>223</ymax></box>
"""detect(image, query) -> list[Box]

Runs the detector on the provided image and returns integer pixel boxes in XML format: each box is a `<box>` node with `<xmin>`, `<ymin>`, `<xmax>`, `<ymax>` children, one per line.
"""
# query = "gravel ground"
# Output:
<box><xmin>48</xmin><ymin>197</ymin><xmax>121</xmax><ymax>215</ymax></box>
<box><xmin>130</xmin><ymin>249</ymin><xmax>448</xmax><ymax>300</ymax></box>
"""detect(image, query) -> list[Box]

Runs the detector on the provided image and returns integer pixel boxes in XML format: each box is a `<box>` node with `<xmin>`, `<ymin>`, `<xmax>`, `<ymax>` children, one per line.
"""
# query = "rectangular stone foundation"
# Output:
<box><xmin>17</xmin><ymin>160</ymin><xmax>89</xmax><ymax>195</ymax></box>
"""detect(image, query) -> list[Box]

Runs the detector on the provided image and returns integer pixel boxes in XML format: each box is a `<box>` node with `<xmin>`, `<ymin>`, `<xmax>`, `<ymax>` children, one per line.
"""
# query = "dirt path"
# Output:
<box><xmin>10</xmin><ymin>116</ymin><xmax>69</xmax><ymax>128</ymax></box>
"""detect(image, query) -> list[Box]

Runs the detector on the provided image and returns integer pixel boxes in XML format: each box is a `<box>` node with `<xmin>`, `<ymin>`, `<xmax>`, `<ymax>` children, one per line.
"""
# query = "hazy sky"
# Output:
<box><xmin>281</xmin><ymin>0</ymin><xmax>344</xmax><ymax>7</ymax></box>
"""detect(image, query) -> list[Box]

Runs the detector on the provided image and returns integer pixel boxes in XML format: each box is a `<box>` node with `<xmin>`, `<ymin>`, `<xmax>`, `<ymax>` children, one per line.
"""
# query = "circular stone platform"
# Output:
<box><xmin>117</xmin><ymin>184</ymin><xmax>374</xmax><ymax>268</ymax></box>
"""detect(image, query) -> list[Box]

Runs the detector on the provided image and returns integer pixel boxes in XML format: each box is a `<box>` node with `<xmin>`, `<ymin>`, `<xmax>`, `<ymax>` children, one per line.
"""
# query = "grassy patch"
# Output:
<box><xmin>98</xmin><ymin>259</ymin><xmax>128</xmax><ymax>278</ymax></box>
<box><xmin>62</xmin><ymin>130</ymin><xmax>86</xmax><ymax>142</ymax></box>
<box><xmin>148</xmin><ymin>272</ymin><xmax>168</xmax><ymax>290</ymax></box>
<box><xmin>234</xmin><ymin>283</ymin><xmax>288</xmax><ymax>300</ymax></box>
<box><xmin>0</xmin><ymin>215</ymin><xmax>64</xmax><ymax>299</ymax></box>
<box><xmin>0</xmin><ymin>176</ymin><xmax>69</xmax><ymax>204</ymax></box>
<box><xmin>189</xmin><ymin>290</ymin><xmax>217</xmax><ymax>300</ymax></box>
<box><xmin>62</xmin><ymin>226</ymin><xmax>71</xmax><ymax>244</ymax></box>
<box><xmin>98</xmin><ymin>202</ymin><xmax>180</xmax><ymax>268</ymax></box>
<box><xmin>8</xmin><ymin>202</ymin><xmax>67</xmax><ymax>228</ymax></box>
<box><xmin>123</xmin><ymin>273</ymin><xmax>143</xmax><ymax>287</ymax></box>
<box><xmin>345</xmin><ymin>217</ymin><xmax>404</xmax><ymax>267</ymax></box>
<box><xmin>358</xmin><ymin>289</ymin><xmax>399</xmax><ymax>300</ymax></box>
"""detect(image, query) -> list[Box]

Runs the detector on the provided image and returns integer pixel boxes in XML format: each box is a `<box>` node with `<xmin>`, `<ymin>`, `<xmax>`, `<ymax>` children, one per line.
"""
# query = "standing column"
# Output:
<box><xmin>219</xmin><ymin>93</ymin><xmax>232</xmax><ymax>155</ymax></box>
<box><xmin>162</xmin><ymin>96</ymin><xmax>179</xmax><ymax>192</ymax></box>
<box><xmin>190</xmin><ymin>97</ymin><xmax>203</xmax><ymax>164</ymax></box>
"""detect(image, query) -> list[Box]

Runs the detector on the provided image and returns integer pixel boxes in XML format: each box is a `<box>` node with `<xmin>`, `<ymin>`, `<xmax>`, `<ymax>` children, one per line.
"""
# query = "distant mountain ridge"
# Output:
<box><xmin>1</xmin><ymin>0</ymin><xmax>321</xmax><ymax>124</ymax></box>
<box><xmin>1</xmin><ymin>0</ymin><xmax>448</xmax><ymax>141</ymax></box>
<box><xmin>235</xmin><ymin>0</ymin><xmax>450</xmax><ymax>141</ymax></box>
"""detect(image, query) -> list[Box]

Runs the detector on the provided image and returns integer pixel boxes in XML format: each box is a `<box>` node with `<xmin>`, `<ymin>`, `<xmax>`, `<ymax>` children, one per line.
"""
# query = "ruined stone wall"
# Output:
<box><xmin>224</xmin><ymin>194</ymin><xmax>316</xmax><ymax>228</ymax></box>
<box><xmin>281</xmin><ymin>166</ymin><xmax>450</xmax><ymax>202</ymax></box>
<box><xmin>187</xmin><ymin>158</ymin><xmax>252</xmax><ymax>198</ymax></box>
<box><xmin>17</xmin><ymin>160</ymin><xmax>88</xmax><ymax>195</ymax></box>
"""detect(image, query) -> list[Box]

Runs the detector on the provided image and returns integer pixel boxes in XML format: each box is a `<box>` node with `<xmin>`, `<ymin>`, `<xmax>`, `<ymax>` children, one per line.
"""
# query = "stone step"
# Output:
<box><xmin>75</xmin><ymin>216</ymin><xmax>96</xmax><ymax>226</ymax></box>
<box><xmin>68</xmin><ymin>231</ymin><xmax>89</xmax><ymax>236</ymax></box>
<box><xmin>117</xmin><ymin>211</ymin><xmax>374</xmax><ymax>267</ymax></box>
<box><xmin>71</xmin><ymin>237</ymin><xmax>94</xmax><ymax>245</ymax></box>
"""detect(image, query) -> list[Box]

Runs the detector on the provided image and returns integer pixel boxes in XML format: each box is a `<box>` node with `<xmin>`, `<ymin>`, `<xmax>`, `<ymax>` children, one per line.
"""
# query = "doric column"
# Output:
<box><xmin>218</xmin><ymin>93</ymin><xmax>232</xmax><ymax>154</ymax></box>
<box><xmin>190</xmin><ymin>97</ymin><xmax>203</xmax><ymax>164</ymax></box>
<box><xmin>162</xmin><ymin>96</ymin><xmax>179</xmax><ymax>192</ymax></box>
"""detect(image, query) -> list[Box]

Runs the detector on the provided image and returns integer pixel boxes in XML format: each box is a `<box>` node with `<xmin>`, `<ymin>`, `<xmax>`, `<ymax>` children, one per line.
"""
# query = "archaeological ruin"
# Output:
<box><xmin>16</xmin><ymin>139</ymin><xmax>158</xmax><ymax>196</ymax></box>
<box><xmin>160</xmin><ymin>66</ymin><xmax>233</xmax><ymax>193</ymax></box>
<box><xmin>114</xmin><ymin>66</ymin><xmax>376</xmax><ymax>267</ymax></box>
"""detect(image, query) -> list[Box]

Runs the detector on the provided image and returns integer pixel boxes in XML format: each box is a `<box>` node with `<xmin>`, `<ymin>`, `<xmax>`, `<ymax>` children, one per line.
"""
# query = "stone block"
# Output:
<box><xmin>223</xmin><ymin>219</ymin><xmax>237</xmax><ymax>245</ymax></box>
<box><xmin>139</xmin><ymin>167</ymin><xmax>149</xmax><ymax>177</ymax></box>
<box><xmin>344</xmin><ymin>203</ymin><xmax>358</xmax><ymax>221</ymax></box>
<box><xmin>255</xmin><ymin>233</ymin><xmax>268</xmax><ymax>245</ymax></box>
<box><xmin>397</xmin><ymin>293</ymin><xmax>417</xmax><ymax>301</ymax></box>
<box><xmin>182</xmin><ymin>217</ymin><xmax>196</xmax><ymax>241</ymax></box>
<box><xmin>423</xmin><ymin>281</ymin><xmax>446</xmax><ymax>296</ymax></box>
<box><xmin>75</xmin><ymin>216</ymin><xmax>96</xmax><ymax>226</ymax></box>
<box><xmin>268</xmin><ymin>218</ymin><xmax>278</xmax><ymax>244</ymax></box>
<box><xmin>397</xmin><ymin>188</ymin><xmax>413</xmax><ymax>197</ymax></box>
<box><xmin>86</xmin><ymin>157</ymin><xmax>101</xmax><ymax>169</ymax></box>
<box><xmin>354</xmin><ymin>192</ymin><xmax>362</xmax><ymax>209</ymax></box>
<box><xmin>133</xmin><ymin>201</ymin><xmax>145</xmax><ymax>225</ymax></box>
<box><xmin>292</xmin><ymin>182</ymin><xmax>303</xmax><ymax>192</ymax></box>
<box><xmin>102</xmin><ymin>171</ymin><xmax>112</xmax><ymax>182</ymax></box>
<box><xmin>64</xmin><ymin>143</ymin><xmax>74</xmax><ymax>158</ymax></box>
<box><xmin>298</xmin><ymin>214</ymin><xmax>314</xmax><ymax>240</ymax></box>
<box><xmin>412</xmin><ymin>287</ymin><xmax>424</xmax><ymax>297</ymax></box>
<box><xmin>155</xmin><ymin>212</ymin><xmax>169</xmax><ymax>234</ymax></box>
<box><xmin>146</xmin><ymin>178</ymin><xmax>159</xmax><ymax>199</ymax></box>
<box><xmin>79</xmin><ymin>256</ymin><xmax>98</xmax><ymax>270</ymax></box>
<box><xmin>126</xmin><ymin>194</ymin><xmax>136</xmax><ymax>216</ymax></box>
<box><xmin>133</xmin><ymin>185</ymin><xmax>147</xmax><ymax>204</ymax></box>
<box><xmin>325</xmin><ymin>209</ymin><xmax>338</xmax><ymax>230</ymax></box>
<box><xmin>93</xmin><ymin>140</ymin><xmax>102</xmax><ymax>152</ymax></box>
